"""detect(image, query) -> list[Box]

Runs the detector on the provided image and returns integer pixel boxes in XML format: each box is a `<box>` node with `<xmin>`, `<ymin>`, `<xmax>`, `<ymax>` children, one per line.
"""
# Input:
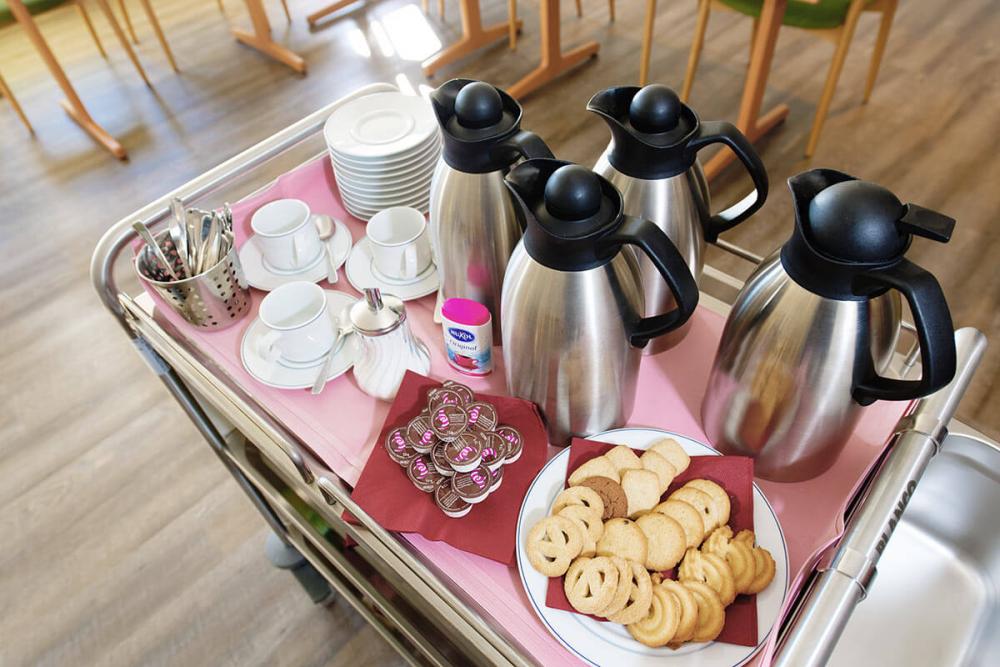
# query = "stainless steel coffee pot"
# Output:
<box><xmin>702</xmin><ymin>169</ymin><xmax>957</xmax><ymax>481</ymax></box>
<box><xmin>502</xmin><ymin>160</ymin><xmax>699</xmax><ymax>445</ymax></box>
<box><xmin>429</xmin><ymin>79</ymin><xmax>552</xmax><ymax>340</ymax></box>
<box><xmin>588</xmin><ymin>85</ymin><xmax>769</xmax><ymax>354</ymax></box>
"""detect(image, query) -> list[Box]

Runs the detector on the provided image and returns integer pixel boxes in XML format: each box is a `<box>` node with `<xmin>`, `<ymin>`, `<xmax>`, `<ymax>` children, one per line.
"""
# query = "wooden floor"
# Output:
<box><xmin>1</xmin><ymin>0</ymin><xmax>997</xmax><ymax>664</ymax></box>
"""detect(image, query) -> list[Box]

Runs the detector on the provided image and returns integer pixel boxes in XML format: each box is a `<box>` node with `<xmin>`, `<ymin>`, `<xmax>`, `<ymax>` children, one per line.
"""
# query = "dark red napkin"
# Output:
<box><xmin>349</xmin><ymin>371</ymin><xmax>548</xmax><ymax>565</ymax></box>
<box><xmin>545</xmin><ymin>437</ymin><xmax>758</xmax><ymax>647</ymax></box>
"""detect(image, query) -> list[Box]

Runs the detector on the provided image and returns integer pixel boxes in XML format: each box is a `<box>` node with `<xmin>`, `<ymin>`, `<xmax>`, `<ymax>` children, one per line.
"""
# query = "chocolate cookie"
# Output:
<box><xmin>578</xmin><ymin>476</ymin><xmax>629</xmax><ymax>519</ymax></box>
<box><xmin>489</xmin><ymin>465</ymin><xmax>503</xmax><ymax>493</ymax></box>
<box><xmin>430</xmin><ymin>404</ymin><xmax>468</xmax><ymax>441</ymax></box>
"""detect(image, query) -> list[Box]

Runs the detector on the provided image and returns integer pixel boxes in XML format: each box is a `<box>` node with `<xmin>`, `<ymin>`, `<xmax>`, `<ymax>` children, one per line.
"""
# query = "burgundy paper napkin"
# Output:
<box><xmin>545</xmin><ymin>437</ymin><xmax>758</xmax><ymax>647</ymax></box>
<box><xmin>349</xmin><ymin>371</ymin><xmax>548</xmax><ymax>565</ymax></box>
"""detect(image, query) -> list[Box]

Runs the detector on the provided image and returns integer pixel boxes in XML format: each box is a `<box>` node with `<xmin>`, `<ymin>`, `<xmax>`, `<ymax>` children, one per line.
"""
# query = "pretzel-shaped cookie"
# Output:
<box><xmin>702</xmin><ymin>525</ymin><xmax>756</xmax><ymax>594</ymax></box>
<box><xmin>526</xmin><ymin>515</ymin><xmax>583</xmax><ymax>577</ymax></box>
<box><xmin>679</xmin><ymin>547</ymin><xmax>736</xmax><ymax>606</ymax></box>
<box><xmin>606</xmin><ymin>560</ymin><xmax>654</xmax><ymax>625</ymax></box>
<box><xmin>564</xmin><ymin>556</ymin><xmax>620</xmax><ymax>614</ymax></box>
<box><xmin>552</xmin><ymin>486</ymin><xmax>605</xmax><ymax>518</ymax></box>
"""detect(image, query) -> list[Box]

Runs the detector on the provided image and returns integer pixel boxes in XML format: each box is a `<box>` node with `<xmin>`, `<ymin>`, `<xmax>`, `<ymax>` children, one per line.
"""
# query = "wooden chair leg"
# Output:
<box><xmin>0</xmin><ymin>70</ymin><xmax>34</xmax><ymax>134</ymax></box>
<box><xmin>216</xmin><ymin>0</ymin><xmax>225</xmax><ymax>13</ymax></box>
<box><xmin>279</xmin><ymin>0</ymin><xmax>292</xmax><ymax>23</ymax></box>
<box><xmin>806</xmin><ymin>0</ymin><xmax>865</xmax><ymax>157</ymax></box>
<box><xmin>117</xmin><ymin>0</ymin><xmax>138</xmax><ymax>43</ymax></box>
<box><xmin>95</xmin><ymin>0</ymin><xmax>150</xmax><ymax>85</ymax></box>
<box><xmin>864</xmin><ymin>0</ymin><xmax>897</xmax><ymax>103</ymax></box>
<box><xmin>439</xmin><ymin>0</ymin><xmax>445</xmax><ymax>17</ymax></box>
<box><xmin>508</xmin><ymin>0</ymin><xmax>517</xmax><ymax>49</ymax></box>
<box><xmin>575</xmin><ymin>0</ymin><xmax>582</xmax><ymax>18</ymax></box>
<box><xmin>639</xmin><ymin>0</ymin><xmax>656</xmax><ymax>85</ymax></box>
<box><xmin>750</xmin><ymin>16</ymin><xmax>758</xmax><ymax>63</ymax></box>
<box><xmin>75</xmin><ymin>1</ymin><xmax>107</xmax><ymax>58</ymax></box>
<box><xmin>136</xmin><ymin>0</ymin><xmax>178</xmax><ymax>71</ymax></box>
<box><xmin>608</xmin><ymin>0</ymin><xmax>615</xmax><ymax>22</ymax></box>
<box><xmin>681</xmin><ymin>0</ymin><xmax>711</xmax><ymax>102</ymax></box>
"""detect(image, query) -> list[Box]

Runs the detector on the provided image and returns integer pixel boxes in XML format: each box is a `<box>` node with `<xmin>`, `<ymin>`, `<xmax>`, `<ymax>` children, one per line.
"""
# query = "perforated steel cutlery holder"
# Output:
<box><xmin>135</xmin><ymin>230</ymin><xmax>250</xmax><ymax>329</ymax></box>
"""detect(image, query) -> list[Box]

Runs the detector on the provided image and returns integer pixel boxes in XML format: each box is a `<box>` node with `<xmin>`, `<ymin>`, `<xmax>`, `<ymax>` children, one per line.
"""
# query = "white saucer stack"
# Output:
<box><xmin>324</xmin><ymin>92</ymin><xmax>440</xmax><ymax>221</ymax></box>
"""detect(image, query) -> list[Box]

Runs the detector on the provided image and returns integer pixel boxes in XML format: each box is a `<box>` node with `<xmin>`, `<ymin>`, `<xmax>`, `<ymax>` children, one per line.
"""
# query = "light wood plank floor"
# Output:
<box><xmin>1</xmin><ymin>0</ymin><xmax>997</xmax><ymax>665</ymax></box>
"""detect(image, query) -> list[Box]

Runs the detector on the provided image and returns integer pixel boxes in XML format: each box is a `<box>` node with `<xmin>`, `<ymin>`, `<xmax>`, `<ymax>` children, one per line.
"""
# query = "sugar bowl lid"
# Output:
<box><xmin>349</xmin><ymin>288</ymin><xmax>406</xmax><ymax>336</ymax></box>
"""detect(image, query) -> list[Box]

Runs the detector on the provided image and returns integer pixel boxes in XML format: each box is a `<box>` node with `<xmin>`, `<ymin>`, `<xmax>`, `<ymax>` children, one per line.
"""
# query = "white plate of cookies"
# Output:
<box><xmin>516</xmin><ymin>428</ymin><xmax>788</xmax><ymax>667</ymax></box>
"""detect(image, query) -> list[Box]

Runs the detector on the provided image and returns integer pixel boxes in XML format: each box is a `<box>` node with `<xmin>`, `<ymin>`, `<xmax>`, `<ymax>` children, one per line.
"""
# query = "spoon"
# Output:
<box><xmin>314</xmin><ymin>214</ymin><xmax>339</xmax><ymax>284</ymax></box>
<box><xmin>168</xmin><ymin>198</ymin><xmax>190</xmax><ymax>278</ymax></box>
<box><xmin>133</xmin><ymin>221</ymin><xmax>180</xmax><ymax>282</ymax></box>
<box><xmin>311</xmin><ymin>306</ymin><xmax>354</xmax><ymax>395</ymax></box>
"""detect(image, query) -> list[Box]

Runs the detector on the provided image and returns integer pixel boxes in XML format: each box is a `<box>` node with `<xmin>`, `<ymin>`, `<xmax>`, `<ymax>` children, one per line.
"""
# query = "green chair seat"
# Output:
<box><xmin>0</xmin><ymin>0</ymin><xmax>74</xmax><ymax>29</ymax></box>
<box><xmin>718</xmin><ymin>0</ymin><xmax>857</xmax><ymax>30</ymax></box>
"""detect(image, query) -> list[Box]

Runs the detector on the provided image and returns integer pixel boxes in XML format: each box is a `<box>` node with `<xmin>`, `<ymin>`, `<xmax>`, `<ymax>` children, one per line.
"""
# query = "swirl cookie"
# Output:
<box><xmin>683</xmin><ymin>581</ymin><xmax>725</xmax><ymax>643</ymax></box>
<box><xmin>627</xmin><ymin>584</ymin><xmax>680</xmax><ymax>647</ymax></box>
<box><xmin>702</xmin><ymin>525</ymin><xmax>755</xmax><ymax>594</ymax></box>
<box><xmin>679</xmin><ymin>547</ymin><xmax>736</xmax><ymax>606</ymax></box>
<box><xmin>564</xmin><ymin>556</ymin><xmax>620</xmax><ymax>614</ymax></box>
<box><xmin>526</xmin><ymin>515</ymin><xmax>583</xmax><ymax>577</ymax></box>
<box><xmin>658</xmin><ymin>579</ymin><xmax>698</xmax><ymax>646</ymax></box>
<box><xmin>734</xmin><ymin>530</ymin><xmax>777</xmax><ymax>594</ymax></box>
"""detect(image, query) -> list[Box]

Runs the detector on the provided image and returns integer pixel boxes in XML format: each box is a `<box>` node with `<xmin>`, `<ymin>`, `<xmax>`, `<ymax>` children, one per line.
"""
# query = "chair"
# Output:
<box><xmin>642</xmin><ymin>0</ymin><xmax>899</xmax><ymax>156</ymax></box>
<box><xmin>0</xmin><ymin>67</ymin><xmax>33</xmax><ymax>133</ymax></box>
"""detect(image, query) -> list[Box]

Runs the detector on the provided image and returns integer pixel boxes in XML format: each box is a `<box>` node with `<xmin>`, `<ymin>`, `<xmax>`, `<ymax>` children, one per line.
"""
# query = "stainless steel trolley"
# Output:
<box><xmin>92</xmin><ymin>83</ymin><xmax>996</xmax><ymax>666</ymax></box>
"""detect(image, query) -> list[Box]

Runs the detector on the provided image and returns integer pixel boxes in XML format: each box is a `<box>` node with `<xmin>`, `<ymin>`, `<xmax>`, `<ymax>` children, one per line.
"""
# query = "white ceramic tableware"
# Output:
<box><xmin>240</xmin><ymin>217</ymin><xmax>352</xmax><ymax>291</ymax></box>
<box><xmin>256</xmin><ymin>281</ymin><xmax>335</xmax><ymax>365</ymax></box>
<box><xmin>345</xmin><ymin>237</ymin><xmax>439</xmax><ymax>301</ymax></box>
<box><xmin>329</xmin><ymin>133</ymin><xmax>440</xmax><ymax>171</ymax></box>
<box><xmin>241</xmin><ymin>290</ymin><xmax>359</xmax><ymax>389</ymax></box>
<box><xmin>366</xmin><ymin>207</ymin><xmax>432</xmax><ymax>281</ymax></box>
<box><xmin>324</xmin><ymin>92</ymin><xmax>437</xmax><ymax>161</ymax></box>
<box><xmin>515</xmin><ymin>427</ymin><xmax>790</xmax><ymax>667</ymax></box>
<box><xmin>250</xmin><ymin>199</ymin><xmax>325</xmax><ymax>273</ymax></box>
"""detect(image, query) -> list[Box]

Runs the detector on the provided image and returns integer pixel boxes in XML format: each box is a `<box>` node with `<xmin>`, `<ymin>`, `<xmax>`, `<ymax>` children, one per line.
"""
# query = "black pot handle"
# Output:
<box><xmin>503</xmin><ymin>130</ymin><xmax>554</xmax><ymax>161</ymax></box>
<box><xmin>852</xmin><ymin>258</ymin><xmax>956</xmax><ymax>405</ymax></box>
<box><xmin>686</xmin><ymin>120</ymin><xmax>769</xmax><ymax>242</ymax></box>
<box><xmin>603</xmin><ymin>216</ymin><xmax>699</xmax><ymax>347</ymax></box>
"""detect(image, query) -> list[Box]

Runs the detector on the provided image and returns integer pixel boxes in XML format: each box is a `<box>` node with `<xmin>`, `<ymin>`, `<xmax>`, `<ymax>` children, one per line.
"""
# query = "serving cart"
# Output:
<box><xmin>91</xmin><ymin>83</ymin><xmax>996</xmax><ymax>666</ymax></box>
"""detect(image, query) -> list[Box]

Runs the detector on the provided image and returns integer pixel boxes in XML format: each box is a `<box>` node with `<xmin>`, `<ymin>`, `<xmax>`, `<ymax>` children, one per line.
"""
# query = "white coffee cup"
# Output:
<box><xmin>251</xmin><ymin>199</ymin><xmax>324</xmax><ymax>273</ymax></box>
<box><xmin>367</xmin><ymin>207</ymin><xmax>432</xmax><ymax>282</ymax></box>
<box><xmin>256</xmin><ymin>281</ymin><xmax>334</xmax><ymax>365</ymax></box>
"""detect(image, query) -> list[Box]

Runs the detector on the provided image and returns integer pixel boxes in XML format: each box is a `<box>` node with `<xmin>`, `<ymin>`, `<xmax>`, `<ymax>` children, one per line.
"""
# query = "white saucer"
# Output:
<box><xmin>345</xmin><ymin>237</ymin><xmax>439</xmax><ymax>301</ymax></box>
<box><xmin>330</xmin><ymin>134</ymin><xmax>440</xmax><ymax>173</ymax></box>
<box><xmin>240</xmin><ymin>290</ymin><xmax>359</xmax><ymax>390</ymax></box>
<box><xmin>240</xmin><ymin>218</ymin><xmax>353</xmax><ymax>291</ymax></box>
<box><xmin>324</xmin><ymin>92</ymin><xmax>437</xmax><ymax>161</ymax></box>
